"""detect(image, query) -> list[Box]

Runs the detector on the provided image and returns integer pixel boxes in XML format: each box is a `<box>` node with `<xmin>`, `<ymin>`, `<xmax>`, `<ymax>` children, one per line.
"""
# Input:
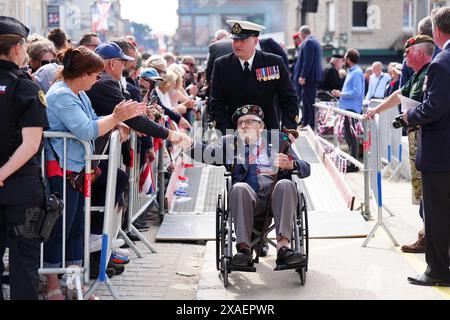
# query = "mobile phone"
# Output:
<box><xmin>147</xmin><ymin>95</ymin><xmax>159</xmax><ymax>106</ymax></box>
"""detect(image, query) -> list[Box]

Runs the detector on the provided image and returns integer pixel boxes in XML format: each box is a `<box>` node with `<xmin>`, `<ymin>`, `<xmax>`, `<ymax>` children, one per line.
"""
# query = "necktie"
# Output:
<box><xmin>244</xmin><ymin>61</ymin><xmax>250</xmax><ymax>79</ymax></box>
<box><xmin>244</xmin><ymin>145</ymin><xmax>259</xmax><ymax>192</ymax></box>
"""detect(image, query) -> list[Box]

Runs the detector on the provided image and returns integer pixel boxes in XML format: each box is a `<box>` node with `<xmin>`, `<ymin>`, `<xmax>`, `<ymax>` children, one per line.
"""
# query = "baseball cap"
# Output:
<box><xmin>95</xmin><ymin>42</ymin><xmax>134</xmax><ymax>61</ymax></box>
<box><xmin>140</xmin><ymin>68</ymin><xmax>163</xmax><ymax>81</ymax></box>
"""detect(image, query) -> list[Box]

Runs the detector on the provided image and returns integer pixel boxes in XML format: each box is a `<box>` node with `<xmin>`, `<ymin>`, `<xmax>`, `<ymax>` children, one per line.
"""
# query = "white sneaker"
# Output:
<box><xmin>89</xmin><ymin>235</ymin><xmax>125</xmax><ymax>253</ymax></box>
<box><xmin>113</xmin><ymin>248</ymin><xmax>130</xmax><ymax>256</ymax></box>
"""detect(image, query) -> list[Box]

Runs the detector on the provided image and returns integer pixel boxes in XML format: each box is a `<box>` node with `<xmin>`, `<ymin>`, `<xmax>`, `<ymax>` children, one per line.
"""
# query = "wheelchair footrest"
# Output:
<box><xmin>230</xmin><ymin>265</ymin><xmax>257</xmax><ymax>273</ymax></box>
<box><xmin>273</xmin><ymin>257</ymin><xmax>307</xmax><ymax>271</ymax></box>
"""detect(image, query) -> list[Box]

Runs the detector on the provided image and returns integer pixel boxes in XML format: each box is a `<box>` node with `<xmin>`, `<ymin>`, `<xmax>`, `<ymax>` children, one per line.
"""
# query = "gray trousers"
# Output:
<box><xmin>229</xmin><ymin>179</ymin><xmax>298</xmax><ymax>247</ymax></box>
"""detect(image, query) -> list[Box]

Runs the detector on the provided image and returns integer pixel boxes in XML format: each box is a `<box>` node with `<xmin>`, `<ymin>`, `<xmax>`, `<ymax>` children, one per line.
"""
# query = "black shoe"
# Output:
<box><xmin>276</xmin><ymin>246</ymin><xmax>303</xmax><ymax>266</ymax></box>
<box><xmin>133</xmin><ymin>221</ymin><xmax>150</xmax><ymax>231</ymax></box>
<box><xmin>126</xmin><ymin>231</ymin><xmax>141</xmax><ymax>242</ymax></box>
<box><xmin>407</xmin><ymin>273</ymin><xmax>450</xmax><ymax>287</ymax></box>
<box><xmin>231</xmin><ymin>249</ymin><xmax>252</xmax><ymax>267</ymax></box>
<box><xmin>258</xmin><ymin>244</ymin><xmax>269</xmax><ymax>257</ymax></box>
<box><xmin>346</xmin><ymin>164</ymin><xmax>360</xmax><ymax>173</ymax></box>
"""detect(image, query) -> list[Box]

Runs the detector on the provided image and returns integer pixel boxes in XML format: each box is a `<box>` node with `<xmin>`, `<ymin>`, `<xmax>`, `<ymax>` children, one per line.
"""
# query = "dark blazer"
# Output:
<box><xmin>293</xmin><ymin>36</ymin><xmax>323</xmax><ymax>86</ymax></box>
<box><xmin>206</xmin><ymin>38</ymin><xmax>289</xmax><ymax>83</ymax></box>
<box><xmin>407</xmin><ymin>45</ymin><xmax>450</xmax><ymax>172</ymax></box>
<box><xmin>259</xmin><ymin>38</ymin><xmax>289</xmax><ymax>70</ymax></box>
<box><xmin>206</xmin><ymin>40</ymin><xmax>233</xmax><ymax>83</ymax></box>
<box><xmin>186</xmin><ymin>132</ymin><xmax>311</xmax><ymax>184</ymax></box>
<box><xmin>320</xmin><ymin>63</ymin><xmax>342</xmax><ymax>91</ymax></box>
<box><xmin>211</xmin><ymin>50</ymin><xmax>299</xmax><ymax>134</ymax></box>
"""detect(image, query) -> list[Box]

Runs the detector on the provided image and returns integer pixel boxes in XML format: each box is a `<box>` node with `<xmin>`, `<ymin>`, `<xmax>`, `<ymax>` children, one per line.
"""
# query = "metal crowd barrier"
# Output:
<box><xmin>368</xmin><ymin>99</ymin><xmax>404</xmax><ymax>181</ymax></box>
<box><xmin>85</xmin><ymin>130</ymin><xmax>123</xmax><ymax>300</ymax></box>
<box><xmin>39</xmin><ymin>131</ymin><xmax>102</xmax><ymax>300</ymax></box>
<box><xmin>119</xmin><ymin>131</ymin><xmax>158</xmax><ymax>258</ymax></box>
<box><xmin>314</xmin><ymin>102</ymin><xmax>370</xmax><ymax>217</ymax></box>
<box><xmin>314</xmin><ymin>102</ymin><xmax>399</xmax><ymax>247</ymax></box>
<box><xmin>39</xmin><ymin>124</ymin><xmax>188</xmax><ymax>299</ymax></box>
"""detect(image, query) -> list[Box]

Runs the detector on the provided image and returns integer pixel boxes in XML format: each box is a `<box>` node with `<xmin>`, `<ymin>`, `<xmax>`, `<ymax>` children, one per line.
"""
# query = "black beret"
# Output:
<box><xmin>0</xmin><ymin>16</ymin><xmax>29</xmax><ymax>38</ymax></box>
<box><xmin>232</xmin><ymin>105</ymin><xmax>265</xmax><ymax>124</ymax></box>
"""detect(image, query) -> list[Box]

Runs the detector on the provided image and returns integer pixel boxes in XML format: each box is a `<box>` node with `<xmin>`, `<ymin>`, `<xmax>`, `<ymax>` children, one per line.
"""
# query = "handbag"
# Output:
<box><xmin>49</xmin><ymin>135</ymin><xmax>109</xmax><ymax>193</ymax></box>
<box><xmin>66</xmin><ymin>166</ymin><xmax>102</xmax><ymax>194</ymax></box>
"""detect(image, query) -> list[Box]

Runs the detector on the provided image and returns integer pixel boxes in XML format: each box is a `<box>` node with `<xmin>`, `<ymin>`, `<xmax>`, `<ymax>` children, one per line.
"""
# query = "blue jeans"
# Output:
<box><xmin>44</xmin><ymin>176</ymin><xmax>85</xmax><ymax>268</ymax></box>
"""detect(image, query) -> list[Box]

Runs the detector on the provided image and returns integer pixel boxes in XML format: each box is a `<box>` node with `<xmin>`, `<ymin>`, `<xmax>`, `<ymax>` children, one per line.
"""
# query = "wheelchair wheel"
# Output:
<box><xmin>300</xmin><ymin>192</ymin><xmax>309</xmax><ymax>271</ymax></box>
<box><xmin>297</xmin><ymin>266</ymin><xmax>306</xmax><ymax>285</ymax></box>
<box><xmin>216</xmin><ymin>194</ymin><xmax>223</xmax><ymax>271</ymax></box>
<box><xmin>221</xmin><ymin>257</ymin><xmax>230</xmax><ymax>288</ymax></box>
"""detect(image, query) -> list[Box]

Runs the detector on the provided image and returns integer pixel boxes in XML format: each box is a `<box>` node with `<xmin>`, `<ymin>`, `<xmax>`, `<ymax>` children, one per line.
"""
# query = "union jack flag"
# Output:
<box><xmin>92</xmin><ymin>2</ymin><xmax>111</xmax><ymax>32</ymax></box>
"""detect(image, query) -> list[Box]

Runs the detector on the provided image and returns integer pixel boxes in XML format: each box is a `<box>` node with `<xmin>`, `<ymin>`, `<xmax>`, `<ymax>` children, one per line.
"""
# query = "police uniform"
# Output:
<box><xmin>210</xmin><ymin>20</ymin><xmax>299</xmax><ymax>134</ymax></box>
<box><xmin>0</xmin><ymin>17</ymin><xmax>49</xmax><ymax>300</ymax></box>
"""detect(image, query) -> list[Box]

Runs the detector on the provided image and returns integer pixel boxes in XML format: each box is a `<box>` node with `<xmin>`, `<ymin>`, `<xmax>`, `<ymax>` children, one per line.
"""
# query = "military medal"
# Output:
<box><xmin>275</xmin><ymin>66</ymin><xmax>280</xmax><ymax>79</ymax></box>
<box><xmin>256</xmin><ymin>68</ymin><xmax>262</xmax><ymax>81</ymax></box>
<box><xmin>270</xmin><ymin>66</ymin><xmax>276</xmax><ymax>80</ymax></box>
<box><xmin>262</xmin><ymin>68</ymin><xmax>268</xmax><ymax>81</ymax></box>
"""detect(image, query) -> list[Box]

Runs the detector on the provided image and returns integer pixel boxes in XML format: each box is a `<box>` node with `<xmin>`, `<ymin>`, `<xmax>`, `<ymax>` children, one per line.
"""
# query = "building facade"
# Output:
<box><xmin>303</xmin><ymin>0</ymin><xmax>447</xmax><ymax>64</ymax></box>
<box><xmin>0</xmin><ymin>0</ymin><xmax>46</xmax><ymax>35</ymax></box>
<box><xmin>175</xmin><ymin>0</ymin><xmax>297</xmax><ymax>58</ymax></box>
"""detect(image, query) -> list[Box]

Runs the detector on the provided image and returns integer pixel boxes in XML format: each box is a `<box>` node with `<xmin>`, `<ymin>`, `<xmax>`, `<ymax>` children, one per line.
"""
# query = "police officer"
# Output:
<box><xmin>210</xmin><ymin>20</ymin><xmax>299</xmax><ymax>135</ymax></box>
<box><xmin>0</xmin><ymin>17</ymin><xmax>49</xmax><ymax>300</ymax></box>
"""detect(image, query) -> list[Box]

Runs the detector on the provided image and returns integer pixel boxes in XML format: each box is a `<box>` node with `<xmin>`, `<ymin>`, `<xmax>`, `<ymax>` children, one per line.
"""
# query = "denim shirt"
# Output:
<box><xmin>45</xmin><ymin>81</ymin><xmax>101</xmax><ymax>173</ymax></box>
<box><xmin>339</xmin><ymin>65</ymin><xmax>365</xmax><ymax>114</ymax></box>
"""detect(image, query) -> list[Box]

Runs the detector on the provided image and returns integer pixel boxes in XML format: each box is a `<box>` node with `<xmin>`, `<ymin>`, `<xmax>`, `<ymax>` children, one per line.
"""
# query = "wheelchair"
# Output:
<box><xmin>216</xmin><ymin>172</ymin><xmax>309</xmax><ymax>288</ymax></box>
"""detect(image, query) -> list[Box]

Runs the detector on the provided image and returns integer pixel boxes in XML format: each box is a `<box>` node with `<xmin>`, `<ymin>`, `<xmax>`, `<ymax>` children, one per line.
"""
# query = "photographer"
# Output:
<box><xmin>0</xmin><ymin>17</ymin><xmax>48</xmax><ymax>300</ymax></box>
<box><xmin>365</xmin><ymin>35</ymin><xmax>435</xmax><ymax>254</ymax></box>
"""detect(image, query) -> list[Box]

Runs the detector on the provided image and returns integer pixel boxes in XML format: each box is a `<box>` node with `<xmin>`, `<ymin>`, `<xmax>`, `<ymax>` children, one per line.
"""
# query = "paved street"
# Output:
<box><xmin>93</xmin><ymin>172</ymin><xmax>450</xmax><ymax>300</ymax></box>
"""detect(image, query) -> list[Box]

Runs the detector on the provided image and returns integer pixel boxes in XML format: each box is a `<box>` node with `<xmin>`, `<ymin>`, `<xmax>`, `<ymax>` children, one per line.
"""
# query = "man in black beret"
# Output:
<box><xmin>319</xmin><ymin>54</ymin><xmax>344</xmax><ymax>100</ymax></box>
<box><xmin>183</xmin><ymin>105</ymin><xmax>310</xmax><ymax>268</ymax></box>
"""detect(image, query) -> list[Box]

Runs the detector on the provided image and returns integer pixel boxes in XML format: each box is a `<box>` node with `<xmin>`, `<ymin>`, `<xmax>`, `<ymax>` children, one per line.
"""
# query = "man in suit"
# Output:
<box><xmin>293</xmin><ymin>25</ymin><xmax>323</xmax><ymax>129</ymax></box>
<box><xmin>210</xmin><ymin>20</ymin><xmax>299</xmax><ymax>135</ymax></box>
<box><xmin>206</xmin><ymin>30</ymin><xmax>233</xmax><ymax>83</ymax></box>
<box><xmin>404</xmin><ymin>7</ymin><xmax>450</xmax><ymax>287</ymax></box>
<box><xmin>183</xmin><ymin>105</ymin><xmax>310</xmax><ymax>267</ymax></box>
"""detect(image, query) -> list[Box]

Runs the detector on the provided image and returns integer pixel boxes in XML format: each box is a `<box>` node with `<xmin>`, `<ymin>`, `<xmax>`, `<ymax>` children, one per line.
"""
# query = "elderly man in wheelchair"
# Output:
<box><xmin>183</xmin><ymin>105</ymin><xmax>310</xmax><ymax>274</ymax></box>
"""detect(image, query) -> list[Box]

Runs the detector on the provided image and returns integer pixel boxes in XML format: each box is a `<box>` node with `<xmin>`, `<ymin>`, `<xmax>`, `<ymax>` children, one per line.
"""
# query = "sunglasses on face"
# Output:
<box><xmin>40</xmin><ymin>59</ymin><xmax>57</xmax><ymax>66</ymax></box>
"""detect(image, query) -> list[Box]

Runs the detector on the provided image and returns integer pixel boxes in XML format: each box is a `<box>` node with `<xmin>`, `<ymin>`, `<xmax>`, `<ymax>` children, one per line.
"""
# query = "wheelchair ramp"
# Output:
<box><xmin>156</xmin><ymin>163</ymin><xmax>224</xmax><ymax>241</ymax></box>
<box><xmin>156</xmin><ymin>211</ymin><xmax>369</xmax><ymax>241</ymax></box>
<box><xmin>294</xmin><ymin>129</ymin><xmax>354</xmax><ymax>211</ymax></box>
<box><xmin>157</xmin><ymin>128</ymin><xmax>367</xmax><ymax>242</ymax></box>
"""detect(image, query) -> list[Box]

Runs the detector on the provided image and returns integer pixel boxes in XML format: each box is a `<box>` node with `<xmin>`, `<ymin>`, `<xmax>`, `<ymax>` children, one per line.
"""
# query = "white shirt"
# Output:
<box><xmin>444</xmin><ymin>39</ymin><xmax>450</xmax><ymax>50</ymax></box>
<box><xmin>365</xmin><ymin>72</ymin><xmax>391</xmax><ymax>100</ymax></box>
<box><xmin>238</xmin><ymin>51</ymin><xmax>256</xmax><ymax>71</ymax></box>
<box><xmin>156</xmin><ymin>87</ymin><xmax>173</xmax><ymax>110</ymax></box>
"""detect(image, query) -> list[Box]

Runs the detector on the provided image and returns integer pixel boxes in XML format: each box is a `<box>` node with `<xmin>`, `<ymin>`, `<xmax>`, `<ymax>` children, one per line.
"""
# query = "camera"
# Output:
<box><xmin>392</xmin><ymin>114</ymin><xmax>409</xmax><ymax>129</ymax></box>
